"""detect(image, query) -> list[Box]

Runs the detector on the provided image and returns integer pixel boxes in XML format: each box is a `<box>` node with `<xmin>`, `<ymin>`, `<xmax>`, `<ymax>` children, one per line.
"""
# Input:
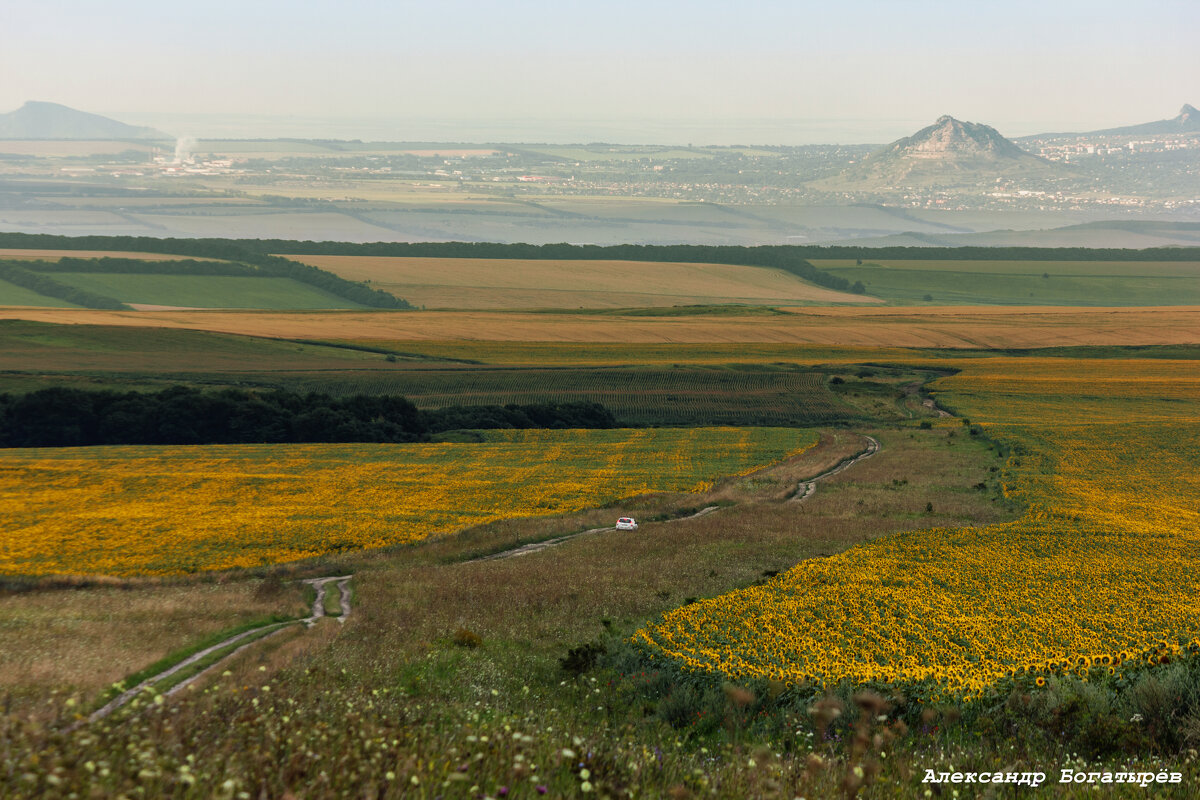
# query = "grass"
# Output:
<box><xmin>143</xmin><ymin>621</ymin><xmax>301</xmax><ymax>696</ymax></box>
<box><xmin>0</xmin><ymin>321</ymin><xmax>936</xmax><ymax>424</ymax></box>
<box><xmin>819</xmin><ymin>264</ymin><xmax>1200</xmax><ymax>306</ymax></box>
<box><xmin>285</xmin><ymin>254</ymin><xmax>876</xmax><ymax>309</ymax></box>
<box><xmin>95</xmin><ymin>614</ymin><xmax>301</xmax><ymax>709</ymax></box>
<box><xmin>810</xmin><ymin>258</ymin><xmax>1200</xmax><ymax>278</ymax></box>
<box><xmin>0</xmin><ymin>319</ymin><xmax>387</xmax><ymax>366</ymax></box>
<box><xmin>0</xmin><ymin>277</ymin><xmax>78</xmax><ymax>307</ymax></box>
<box><xmin>322</xmin><ymin>582</ymin><xmax>342</xmax><ymax>618</ymax></box>
<box><xmin>48</xmin><ymin>273</ymin><xmax>367</xmax><ymax>309</ymax></box>
<box><xmin>0</xmin><ymin>578</ymin><xmax>307</xmax><ymax>718</ymax></box>
<box><xmin>267</xmin><ymin>365</ymin><xmax>862</xmax><ymax>426</ymax></box>
<box><xmin>337</xmin><ymin>340</ymin><xmax>931</xmax><ymax>366</ymax></box>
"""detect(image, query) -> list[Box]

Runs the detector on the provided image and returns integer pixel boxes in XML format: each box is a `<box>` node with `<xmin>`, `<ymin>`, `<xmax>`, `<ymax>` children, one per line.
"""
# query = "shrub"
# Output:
<box><xmin>452</xmin><ymin>627</ymin><xmax>482</xmax><ymax>648</ymax></box>
<box><xmin>560</xmin><ymin>641</ymin><xmax>606</xmax><ymax>675</ymax></box>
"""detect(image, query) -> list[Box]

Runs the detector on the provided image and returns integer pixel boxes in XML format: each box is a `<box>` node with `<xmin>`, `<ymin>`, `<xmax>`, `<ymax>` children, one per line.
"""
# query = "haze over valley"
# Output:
<box><xmin>1</xmin><ymin>99</ymin><xmax>1198</xmax><ymax>248</ymax></box>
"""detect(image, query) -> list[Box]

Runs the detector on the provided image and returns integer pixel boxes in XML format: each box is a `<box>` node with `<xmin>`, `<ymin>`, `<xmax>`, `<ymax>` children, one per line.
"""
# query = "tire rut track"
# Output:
<box><xmin>467</xmin><ymin>505</ymin><xmax>721</xmax><ymax>564</ymax></box>
<box><xmin>788</xmin><ymin>435</ymin><xmax>880</xmax><ymax>503</ymax></box>
<box><xmin>78</xmin><ymin>574</ymin><xmax>352</xmax><ymax>727</ymax></box>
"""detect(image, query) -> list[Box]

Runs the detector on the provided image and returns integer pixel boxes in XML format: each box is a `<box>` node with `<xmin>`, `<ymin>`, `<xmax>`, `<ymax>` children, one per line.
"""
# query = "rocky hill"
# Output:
<box><xmin>815</xmin><ymin>115</ymin><xmax>1065</xmax><ymax>192</ymax></box>
<box><xmin>0</xmin><ymin>101</ymin><xmax>167</xmax><ymax>139</ymax></box>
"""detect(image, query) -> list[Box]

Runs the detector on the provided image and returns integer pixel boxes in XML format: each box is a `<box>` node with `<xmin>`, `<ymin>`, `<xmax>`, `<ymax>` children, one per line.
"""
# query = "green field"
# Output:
<box><xmin>0</xmin><ymin>320</ymin><xmax>418</xmax><ymax>373</ymax></box>
<box><xmin>0</xmin><ymin>278</ymin><xmax>78</xmax><ymax>307</ymax></box>
<box><xmin>810</xmin><ymin>258</ymin><xmax>1200</xmax><ymax>277</ymax></box>
<box><xmin>811</xmin><ymin>258</ymin><xmax>1200</xmax><ymax>306</ymax></box>
<box><xmin>47</xmin><ymin>273</ymin><xmax>366</xmax><ymax>309</ymax></box>
<box><xmin>286</xmin><ymin>366</ymin><xmax>859</xmax><ymax>426</ymax></box>
<box><xmin>0</xmin><ymin>321</ymin><xmax>937</xmax><ymax>425</ymax></box>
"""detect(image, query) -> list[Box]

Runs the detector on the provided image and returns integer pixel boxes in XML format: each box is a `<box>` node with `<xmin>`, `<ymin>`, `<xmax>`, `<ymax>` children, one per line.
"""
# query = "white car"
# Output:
<box><xmin>615</xmin><ymin>517</ymin><xmax>638</xmax><ymax>531</ymax></box>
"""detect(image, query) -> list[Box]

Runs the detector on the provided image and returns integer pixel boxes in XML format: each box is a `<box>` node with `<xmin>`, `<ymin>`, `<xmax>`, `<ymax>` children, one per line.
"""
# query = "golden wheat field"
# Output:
<box><xmin>4</xmin><ymin>306</ymin><xmax>1199</xmax><ymax>347</ymax></box>
<box><xmin>0</xmin><ymin>427</ymin><xmax>816</xmax><ymax>577</ymax></box>
<box><xmin>284</xmin><ymin>255</ymin><xmax>879</xmax><ymax>308</ymax></box>
<box><xmin>635</xmin><ymin>357</ymin><xmax>1200</xmax><ymax>699</ymax></box>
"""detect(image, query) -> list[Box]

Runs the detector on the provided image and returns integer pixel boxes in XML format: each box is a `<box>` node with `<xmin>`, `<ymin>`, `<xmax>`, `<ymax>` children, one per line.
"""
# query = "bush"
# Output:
<box><xmin>560</xmin><ymin>641</ymin><xmax>606</xmax><ymax>675</ymax></box>
<box><xmin>452</xmin><ymin>628</ymin><xmax>482</xmax><ymax>648</ymax></box>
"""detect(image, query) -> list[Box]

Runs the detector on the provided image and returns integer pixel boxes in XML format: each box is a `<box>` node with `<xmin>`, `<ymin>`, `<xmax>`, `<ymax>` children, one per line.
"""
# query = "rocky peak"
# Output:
<box><xmin>882</xmin><ymin>115</ymin><xmax>1030</xmax><ymax>160</ymax></box>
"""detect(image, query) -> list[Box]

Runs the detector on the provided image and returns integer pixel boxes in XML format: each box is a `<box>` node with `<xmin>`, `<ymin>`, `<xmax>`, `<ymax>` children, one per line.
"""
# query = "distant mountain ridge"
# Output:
<box><xmin>0</xmin><ymin>101</ymin><xmax>168</xmax><ymax>140</ymax></box>
<box><xmin>814</xmin><ymin>115</ymin><xmax>1062</xmax><ymax>191</ymax></box>
<box><xmin>1022</xmin><ymin>105</ymin><xmax>1200</xmax><ymax>139</ymax></box>
<box><xmin>1088</xmin><ymin>104</ymin><xmax>1199</xmax><ymax>136</ymax></box>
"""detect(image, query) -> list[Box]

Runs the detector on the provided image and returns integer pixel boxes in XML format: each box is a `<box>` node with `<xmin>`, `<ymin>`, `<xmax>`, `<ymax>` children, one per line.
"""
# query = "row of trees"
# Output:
<box><xmin>0</xmin><ymin>261</ymin><xmax>129</xmax><ymax>309</ymax></box>
<box><xmin>0</xmin><ymin>387</ymin><xmax>617</xmax><ymax>448</ymax></box>
<box><xmin>249</xmin><ymin>238</ymin><xmax>1200</xmax><ymax>264</ymax></box>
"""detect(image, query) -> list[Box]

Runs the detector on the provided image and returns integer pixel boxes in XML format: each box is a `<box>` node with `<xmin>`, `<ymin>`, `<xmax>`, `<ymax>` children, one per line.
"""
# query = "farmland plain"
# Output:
<box><xmin>4</xmin><ymin>239</ymin><xmax>1200</xmax><ymax>796</ymax></box>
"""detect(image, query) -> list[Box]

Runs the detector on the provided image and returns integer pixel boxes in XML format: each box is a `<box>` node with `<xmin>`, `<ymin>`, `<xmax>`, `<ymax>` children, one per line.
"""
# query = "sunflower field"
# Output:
<box><xmin>0</xmin><ymin>426</ymin><xmax>816</xmax><ymax>577</ymax></box>
<box><xmin>635</xmin><ymin>357</ymin><xmax>1200</xmax><ymax>699</ymax></box>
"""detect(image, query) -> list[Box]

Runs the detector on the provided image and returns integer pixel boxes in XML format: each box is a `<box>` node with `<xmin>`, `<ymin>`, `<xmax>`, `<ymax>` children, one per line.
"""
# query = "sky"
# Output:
<box><xmin>2</xmin><ymin>0</ymin><xmax>1197</xmax><ymax>144</ymax></box>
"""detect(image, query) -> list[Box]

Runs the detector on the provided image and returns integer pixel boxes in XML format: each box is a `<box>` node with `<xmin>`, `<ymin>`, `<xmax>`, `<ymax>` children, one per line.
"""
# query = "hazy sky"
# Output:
<box><xmin>3</xmin><ymin>0</ymin><xmax>1197</xmax><ymax>143</ymax></box>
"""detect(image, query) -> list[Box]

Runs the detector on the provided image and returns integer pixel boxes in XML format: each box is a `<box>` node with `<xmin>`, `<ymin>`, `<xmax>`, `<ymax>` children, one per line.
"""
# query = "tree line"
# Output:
<box><xmin>0</xmin><ymin>386</ymin><xmax>617</xmax><ymax>448</ymax></box>
<box><xmin>0</xmin><ymin>261</ymin><xmax>130</xmax><ymax>310</ymax></box>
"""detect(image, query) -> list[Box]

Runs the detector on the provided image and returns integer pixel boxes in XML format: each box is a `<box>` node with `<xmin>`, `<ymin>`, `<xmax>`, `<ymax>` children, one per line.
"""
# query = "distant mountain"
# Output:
<box><xmin>0</xmin><ymin>101</ymin><xmax>168</xmax><ymax>139</ymax></box>
<box><xmin>814</xmin><ymin>115</ymin><xmax>1063</xmax><ymax>191</ymax></box>
<box><xmin>1086</xmin><ymin>104</ymin><xmax>1200</xmax><ymax>136</ymax></box>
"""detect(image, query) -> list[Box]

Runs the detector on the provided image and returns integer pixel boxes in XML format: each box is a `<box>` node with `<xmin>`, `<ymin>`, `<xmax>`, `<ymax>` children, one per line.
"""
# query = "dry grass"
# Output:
<box><xmin>4</xmin><ymin>305</ymin><xmax>1199</xmax><ymax>347</ymax></box>
<box><xmin>344</xmin><ymin>425</ymin><xmax>1011</xmax><ymax>668</ymax></box>
<box><xmin>285</xmin><ymin>255</ymin><xmax>880</xmax><ymax>308</ymax></box>
<box><xmin>0</xmin><ymin>579</ymin><xmax>307</xmax><ymax>714</ymax></box>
